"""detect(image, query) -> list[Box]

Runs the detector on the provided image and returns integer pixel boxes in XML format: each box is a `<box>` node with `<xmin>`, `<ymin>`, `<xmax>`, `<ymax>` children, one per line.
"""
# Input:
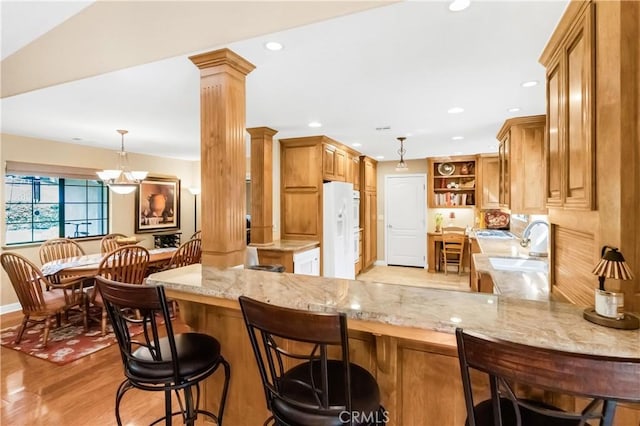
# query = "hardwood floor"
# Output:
<box><xmin>0</xmin><ymin>310</ymin><xmax>213</xmax><ymax>426</ymax></box>
<box><xmin>1</xmin><ymin>267</ymin><xmax>466</xmax><ymax>425</ymax></box>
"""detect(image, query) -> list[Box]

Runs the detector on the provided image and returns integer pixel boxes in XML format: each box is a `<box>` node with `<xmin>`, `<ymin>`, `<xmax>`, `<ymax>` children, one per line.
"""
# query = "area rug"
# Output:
<box><xmin>0</xmin><ymin>313</ymin><xmax>143</xmax><ymax>366</ymax></box>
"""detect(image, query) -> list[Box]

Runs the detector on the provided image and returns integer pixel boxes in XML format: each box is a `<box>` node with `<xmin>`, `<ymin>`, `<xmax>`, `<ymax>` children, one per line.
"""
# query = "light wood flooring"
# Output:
<box><xmin>1</xmin><ymin>266</ymin><xmax>465</xmax><ymax>425</ymax></box>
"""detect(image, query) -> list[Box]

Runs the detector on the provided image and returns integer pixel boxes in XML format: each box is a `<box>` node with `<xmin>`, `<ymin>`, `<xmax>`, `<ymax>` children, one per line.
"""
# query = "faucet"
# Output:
<box><xmin>520</xmin><ymin>220</ymin><xmax>550</xmax><ymax>257</ymax></box>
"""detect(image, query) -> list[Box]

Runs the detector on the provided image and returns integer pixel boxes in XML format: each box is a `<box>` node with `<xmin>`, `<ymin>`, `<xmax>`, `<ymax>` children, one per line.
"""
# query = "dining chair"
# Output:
<box><xmin>239</xmin><ymin>296</ymin><xmax>385</xmax><ymax>426</ymax></box>
<box><xmin>190</xmin><ymin>230</ymin><xmax>201</xmax><ymax>240</ymax></box>
<box><xmin>87</xmin><ymin>245</ymin><xmax>150</xmax><ymax>336</ymax></box>
<box><xmin>96</xmin><ymin>276</ymin><xmax>230</xmax><ymax>426</ymax></box>
<box><xmin>100</xmin><ymin>233</ymin><xmax>127</xmax><ymax>255</ymax></box>
<box><xmin>1</xmin><ymin>252</ymin><xmax>87</xmax><ymax>347</ymax></box>
<box><xmin>440</xmin><ymin>227</ymin><xmax>466</xmax><ymax>275</ymax></box>
<box><xmin>166</xmin><ymin>238</ymin><xmax>202</xmax><ymax>269</ymax></box>
<box><xmin>456</xmin><ymin>328</ymin><xmax>640</xmax><ymax>426</ymax></box>
<box><xmin>39</xmin><ymin>237</ymin><xmax>85</xmax><ymax>264</ymax></box>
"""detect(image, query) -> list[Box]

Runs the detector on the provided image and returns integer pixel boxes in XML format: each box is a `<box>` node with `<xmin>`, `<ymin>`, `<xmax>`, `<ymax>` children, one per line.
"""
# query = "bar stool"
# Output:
<box><xmin>96</xmin><ymin>276</ymin><xmax>231</xmax><ymax>426</ymax></box>
<box><xmin>239</xmin><ymin>296</ymin><xmax>386</xmax><ymax>426</ymax></box>
<box><xmin>456</xmin><ymin>328</ymin><xmax>640</xmax><ymax>426</ymax></box>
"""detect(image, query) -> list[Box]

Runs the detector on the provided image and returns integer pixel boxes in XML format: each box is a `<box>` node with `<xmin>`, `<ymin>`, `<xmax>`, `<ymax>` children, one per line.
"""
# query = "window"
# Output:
<box><xmin>5</xmin><ymin>175</ymin><xmax>109</xmax><ymax>245</ymax></box>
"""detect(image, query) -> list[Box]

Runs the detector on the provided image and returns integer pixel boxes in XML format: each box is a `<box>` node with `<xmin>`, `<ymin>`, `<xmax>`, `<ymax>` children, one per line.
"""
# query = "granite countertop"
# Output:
<box><xmin>472</xmin><ymin>234</ymin><xmax>556</xmax><ymax>302</ymax></box>
<box><xmin>147</xmin><ymin>264</ymin><xmax>640</xmax><ymax>358</ymax></box>
<box><xmin>252</xmin><ymin>240</ymin><xmax>319</xmax><ymax>252</ymax></box>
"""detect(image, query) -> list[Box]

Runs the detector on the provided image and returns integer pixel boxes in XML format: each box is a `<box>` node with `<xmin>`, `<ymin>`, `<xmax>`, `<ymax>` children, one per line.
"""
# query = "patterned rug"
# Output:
<box><xmin>0</xmin><ymin>312</ymin><xmax>141</xmax><ymax>365</ymax></box>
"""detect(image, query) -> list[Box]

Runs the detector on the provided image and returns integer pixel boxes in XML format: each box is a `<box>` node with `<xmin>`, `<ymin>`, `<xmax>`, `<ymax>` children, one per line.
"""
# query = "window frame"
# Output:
<box><xmin>4</xmin><ymin>174</ymin><xmax>110</xmax><ymax>245</ymax></box>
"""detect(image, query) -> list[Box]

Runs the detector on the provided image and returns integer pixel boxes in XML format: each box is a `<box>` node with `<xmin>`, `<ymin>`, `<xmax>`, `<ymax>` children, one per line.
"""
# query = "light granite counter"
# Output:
<box><xmin>251</xmin><ymin>239</ymin><xmax>319</xmax><ymax>252</ymax></box>
<box><xmin>472</xmin><ymin>234</ymin><xmax>557</xmax><ymax>302</ymax></box>
<box><xmin>147</xmin><ymin>264</ymin><xmax>640</xmax><ymax>358</ymax></box>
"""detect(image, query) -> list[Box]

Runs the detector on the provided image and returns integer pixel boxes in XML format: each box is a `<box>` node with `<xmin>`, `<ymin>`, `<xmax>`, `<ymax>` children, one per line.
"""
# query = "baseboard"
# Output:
<box><xmin>374</xmin><ymin>260</ymin><xmax>387</xmax><ymax>266</ymax></box>
<box><xmin>0</xmin><ymin>303</ymin><xmax>21</xmax><ymax>315</ymax></box>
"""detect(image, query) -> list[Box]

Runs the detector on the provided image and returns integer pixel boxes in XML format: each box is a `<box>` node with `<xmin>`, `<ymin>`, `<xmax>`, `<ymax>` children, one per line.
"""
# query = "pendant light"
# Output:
<box><xmin>97</xmin><ymin>130</ymin><xmax>148</xmax><ymax>194</ymax></box>
<box><xmin>395</xmin><ymin>137</ymin><xmax>408</xmax><ymax>171</ymax></box>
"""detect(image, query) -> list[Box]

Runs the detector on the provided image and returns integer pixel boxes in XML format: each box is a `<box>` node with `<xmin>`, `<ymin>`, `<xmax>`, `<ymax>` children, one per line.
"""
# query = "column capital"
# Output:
<box><xmin>189</xmin><ymin>48</ymin><xmax>256</xmax><ymax>75</ymax></box>
<box><xmin>246</xmin><ymin>127</ymin><xmax>279</xmax><ymax>138</ymax></box>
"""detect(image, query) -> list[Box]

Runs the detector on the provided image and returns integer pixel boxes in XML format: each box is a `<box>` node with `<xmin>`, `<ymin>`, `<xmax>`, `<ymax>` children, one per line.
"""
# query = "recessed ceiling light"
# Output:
<box><xmin>376</xmin><ymin>155</ymin><xmax>385</xmax><ymax>160</ymax></box>
<box><xmin>452</xmin><ymin>136</ymin><xmax>464</xmax><ymax>141</ymax></box>
<box><xmin>308</xmin><ymin>121</ymin><xmax>322</xmax><ymax>128</ymax></box>
<box><xmin>521</xmin><ymin>80</ymin><xmax>539</xmax><ymax>88</ymax></box>
<box><xmin>507</xmin><ymin>107</ymin><xmax>521</xmax><ymax>112</ymax></box>
<box><xmin>447</xmin><ymin>107</ymin><xmax>464</xmax><ymax>114</ymax></box>
<box><xmin>449</xmin><ymin>0</ymin><xmax>470</xmax><ymax>12</ymax></box>
<box><xmin>352</xmin><ymin>143</ymin><xmax>362</xmax><ymax>147</ymax></box>
<box><xmin>264</xmin><ymin>41</ymin><xmax>283</xmax><ymax>51</ymax></box>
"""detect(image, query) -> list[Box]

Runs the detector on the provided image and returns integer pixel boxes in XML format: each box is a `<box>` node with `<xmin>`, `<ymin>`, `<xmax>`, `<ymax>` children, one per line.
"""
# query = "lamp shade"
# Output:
<box><xmin>591</xmin><ymin>247</ymin><xmax>634</xmax><ymax>280</ymax></box>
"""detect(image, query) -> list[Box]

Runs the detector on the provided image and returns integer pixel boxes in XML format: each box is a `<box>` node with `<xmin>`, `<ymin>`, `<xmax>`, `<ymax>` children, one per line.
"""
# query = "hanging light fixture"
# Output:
<box><xmin>395</xmin><ymin>137</ymin><xmax>408</xmax><ymax>171</ymax></box>
<box><xmin>97</xmin><ymin>130</ymin><xmax>148</xmax><ymax>194</ymax></box>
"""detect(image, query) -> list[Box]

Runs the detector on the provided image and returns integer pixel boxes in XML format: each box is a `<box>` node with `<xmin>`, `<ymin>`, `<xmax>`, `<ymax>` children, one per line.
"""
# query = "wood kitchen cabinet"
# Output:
<box><xmin>496</xmin><ymin>115</ymin><xmax>547</xmax><ymax>214</ymax></box>
<box><xmin>541</xmin><ymin>2</ymin><xmax>595</xmax><ymax>210</ymax></box>
<box><xmin>477</xmin><ymin>155</ymin><xmax>500</xmax><ymax>210</ymax></box>
<box><xmin>322</xmin><ymin>142</ymin><xmax>347</xmax><ymax>182</ymax></box>
<box><xmin>360</xmin><ymin>156</ymin><xmax>377</xmax><ymax>271</ymax></box>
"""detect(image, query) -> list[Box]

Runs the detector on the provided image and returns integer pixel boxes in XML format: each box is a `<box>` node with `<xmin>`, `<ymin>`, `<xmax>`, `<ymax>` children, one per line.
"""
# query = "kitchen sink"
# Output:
<box><xmin>489</xmin><ymin>257</ymin><xmax>548</xmax><ymax>273</ymax></box>
<box><xmin>475</xmin><ymin>230</ymin><xmax>515</xmax><ymax>239</ymax></box>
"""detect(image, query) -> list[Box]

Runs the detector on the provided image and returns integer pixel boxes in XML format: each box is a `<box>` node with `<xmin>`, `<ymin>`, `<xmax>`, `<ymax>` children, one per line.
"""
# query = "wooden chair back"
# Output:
<box><xmin>190</xmin><ymin>230</ymin><xmax>201</xmax><ymax>240</ymax></box>
<box><xmin>1</xmin><ymin>252</ymin><xmax>51</xmax><ymax>314</ymax></box>
<box><xmin>441</xmin><ymin>230</ymin><xmax>466</xmax><ymax>275</ymax></box>
<box><xmin>239</xmin><ymin>296</ymin><xmax>352</xmax><ymax>418</ymax></box>
<box><xmin>167</xmin><ymin>238</ymin><xmax>202</xmax><ymax>269</ymax></box>
<box><xmin>100</xmin><ymin>233</ymin><xmax>127</xmax><ymax>255</ymax></box>
<box><xmin>456</xmin><ymin>328</ymin><xmax>640</xmax><ymax>426</ymax></box>
<box><xmin>96</xmin><ymin>245</ymin><xmax>150</xmax><ymax>284</ymax></box>
<box><xmin>39</xmin><ymin>238</ymin><xmax>85</xmax><ymax>264</ymax></box>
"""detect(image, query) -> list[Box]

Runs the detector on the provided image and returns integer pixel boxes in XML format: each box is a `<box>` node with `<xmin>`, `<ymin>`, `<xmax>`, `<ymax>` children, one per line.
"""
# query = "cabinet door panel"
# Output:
<box><xmin>323</xmin><ymin>145</ymin><xmax>336</xmax><ymax>180</ymax></box>
<box><xmin>564</xmin><ymin>16</ymin><xmax>594</xmax><ymax>210</ymax></box>
<box><xmin>480</xmin><ymin>156</ymin><xmax>500</xmax><ymax>209</ymax></box>
<box><xmin>335</xmin><ymin>149</ymin><xmax>346</xmax><ymax>182</ymax></box>
<box><xmin>519</xmin><ymin>124</ymin><xmax>547</xmax><ymax>213</ymax></box>
<box><xmin>546</xmin><ymin>59</ymin><xmax>563</xmax><ymax>206</ymax></box>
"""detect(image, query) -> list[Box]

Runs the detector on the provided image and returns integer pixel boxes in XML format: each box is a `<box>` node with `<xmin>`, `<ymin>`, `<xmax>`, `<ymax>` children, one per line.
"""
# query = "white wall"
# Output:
<box><xmin>1</xmin><ymin>133</ymin><xmax>199</xmax><ymax>308</ymax></box>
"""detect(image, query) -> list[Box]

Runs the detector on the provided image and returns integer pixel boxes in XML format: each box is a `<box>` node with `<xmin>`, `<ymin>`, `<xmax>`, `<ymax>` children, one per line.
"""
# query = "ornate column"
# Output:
<box><xmin>246</xmin><ymin>127</ymin><xmax>277</xmax><ymax>246</ymax></box>
<box><xmin>189</xmin><ymin>49</ymin><xmax>255</xmax><ymax>267</ymax></box>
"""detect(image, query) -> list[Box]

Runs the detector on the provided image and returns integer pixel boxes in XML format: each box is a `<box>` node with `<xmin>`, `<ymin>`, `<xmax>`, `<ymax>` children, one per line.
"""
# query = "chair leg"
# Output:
<box><xmin>101</xmin><ymin>307</ymin><xmax>108</xmax><ymax>336</ymax></box>
<box><xmin>14</xmin><ymin>315</ymin><xmax>29</xmax><ymax>344</ymax></box>
<box><xmin>218</xmin><ymin>357</ymin><xmax>231</xmax><ymax>425</ymax></box>
<box><xmin>41</xmin><ymin>316</ymin><xmax>52</xmax><ymax>348</ymax></box>
<box><xmin>165</xmin><ymin>389</ymin><xmax>173</xmax><ymax>426</ymax></box>
<box><xmin>115</xmin><ymin>379</ymin><xmax>133</xmax><ymax>426</ymax></box>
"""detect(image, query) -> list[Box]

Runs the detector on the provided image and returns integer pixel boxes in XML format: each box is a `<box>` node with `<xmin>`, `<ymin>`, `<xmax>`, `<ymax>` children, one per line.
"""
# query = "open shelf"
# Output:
<box><xmin>428</xmin><ymin>156</ymin><xmax>477</xmax><ymax>208</ymax></box>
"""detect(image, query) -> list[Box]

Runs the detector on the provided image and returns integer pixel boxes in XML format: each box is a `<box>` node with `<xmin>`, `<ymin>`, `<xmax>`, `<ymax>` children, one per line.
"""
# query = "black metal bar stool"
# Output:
<box><xmin>96</xmin><ymin>276</ymin><xmax>231</xmax><ymax>425</ymax></box>
<box><xmin>239</xmin><ymin>295</ymin><xmax>386</xmax><ymax>426</ymax></box>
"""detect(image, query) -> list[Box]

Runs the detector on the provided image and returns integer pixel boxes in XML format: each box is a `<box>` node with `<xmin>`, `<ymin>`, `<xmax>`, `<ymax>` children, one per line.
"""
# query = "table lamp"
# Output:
<box><xmin>583</xmin><ymin>245</ymin><xmax>639</xmax><ymax>329</ymax></box>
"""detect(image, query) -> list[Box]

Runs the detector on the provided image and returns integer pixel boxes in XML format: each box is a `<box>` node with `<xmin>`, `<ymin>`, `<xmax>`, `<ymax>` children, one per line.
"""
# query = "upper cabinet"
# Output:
<box><xmin>427</xmin><ymin>156</ymin><xmax>477</xmax><ymax>208</ymax></box>
<box><xmin>477</xmin><ymin>155</ymin><xmax>500</xmax><ymax>210</ymax></box>
<box><xmin>322</xmin><ymin>142</ymin><xmax>347</xmax><ymax>182</ymax></box>
<box><xmin>540</xmin><ymin>1</ymin><xmax>595</xmax><ymax>210</ymax></box>
<box><xmin>496</xmin><ymin>115</ymin><xmax>547</xmax><ymax>214</ymax></box>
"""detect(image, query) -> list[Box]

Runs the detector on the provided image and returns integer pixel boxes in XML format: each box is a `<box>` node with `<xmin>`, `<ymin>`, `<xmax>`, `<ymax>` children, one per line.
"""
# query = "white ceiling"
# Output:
<box><xmin>0</xmin><ymin>1</ymin><xmax>568</xmax><ymax>163</ymax></box>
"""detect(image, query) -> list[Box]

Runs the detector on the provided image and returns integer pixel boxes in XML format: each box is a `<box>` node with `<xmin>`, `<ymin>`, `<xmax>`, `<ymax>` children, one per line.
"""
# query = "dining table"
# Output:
<box><xmin>41</xmin><ymin>247</ymin><xmax>178</xmax><ymax>279</ymax></box>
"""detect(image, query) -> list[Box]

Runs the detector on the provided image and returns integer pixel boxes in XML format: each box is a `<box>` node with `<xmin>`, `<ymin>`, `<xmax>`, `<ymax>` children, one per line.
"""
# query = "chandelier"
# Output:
<box><xmin>395</xmin><ymin>137</ymin><xmax>408</xmax><ymax>171</ymax></box>
<box><xmin>96</xmin><ymin>130</ymin><xmax>148</xmax><ymax>194</ymax></box>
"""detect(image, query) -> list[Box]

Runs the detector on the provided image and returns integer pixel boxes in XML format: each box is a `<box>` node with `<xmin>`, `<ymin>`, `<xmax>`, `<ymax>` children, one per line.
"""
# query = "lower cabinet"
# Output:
<box><xmin>257</xmin><ymin>247</ymin><xmax>320</xmax><ymax>275</ymax></box>
<box><xmin>293</xmin><ymin>247</ymin><xmax>320</xmax><ymax>276</ymax></box>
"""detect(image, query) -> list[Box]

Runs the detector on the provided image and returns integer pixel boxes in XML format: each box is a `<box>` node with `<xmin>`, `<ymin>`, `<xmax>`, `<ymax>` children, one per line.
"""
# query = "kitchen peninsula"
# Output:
<box><xmin>147</xmin><ymin>265</ymin><xmax>640</xmax><ymax>426</ymax></box>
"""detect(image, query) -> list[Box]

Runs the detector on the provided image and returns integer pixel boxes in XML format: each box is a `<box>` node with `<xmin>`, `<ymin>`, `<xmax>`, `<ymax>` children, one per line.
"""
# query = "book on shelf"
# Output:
<box><xmin>434</xmin><ymin>192</ymin><xmax>471</xmax><ymax>206</ymax></box>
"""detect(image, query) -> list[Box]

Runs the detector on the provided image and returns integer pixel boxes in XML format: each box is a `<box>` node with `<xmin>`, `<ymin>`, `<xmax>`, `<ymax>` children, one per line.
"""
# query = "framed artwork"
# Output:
<box><xmin>135</xmin><ymin>176</ymin><xmax>180</xmax><ymax>233</ymax></box>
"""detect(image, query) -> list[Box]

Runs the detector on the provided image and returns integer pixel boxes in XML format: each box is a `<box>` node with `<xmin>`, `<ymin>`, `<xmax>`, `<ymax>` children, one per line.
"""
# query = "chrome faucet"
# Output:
<box><xmin>520</xmin><ymin>220</ymin><xmax>550</xmax><ymax>257</ymax></box>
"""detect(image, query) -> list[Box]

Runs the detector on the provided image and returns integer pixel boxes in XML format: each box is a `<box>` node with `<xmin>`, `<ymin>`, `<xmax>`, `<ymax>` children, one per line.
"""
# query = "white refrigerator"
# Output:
<box><xmin>323</xmin><ymin>181</ymin><xmax>355</xmax><ymax>279</ymax></box>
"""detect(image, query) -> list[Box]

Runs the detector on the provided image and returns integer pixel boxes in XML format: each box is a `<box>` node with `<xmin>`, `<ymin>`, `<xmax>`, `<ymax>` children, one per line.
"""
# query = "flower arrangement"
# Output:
<box><xmin>435</xmin><ymin>213</ymin><xmax>444</xmax><ymax>232</ymax></box>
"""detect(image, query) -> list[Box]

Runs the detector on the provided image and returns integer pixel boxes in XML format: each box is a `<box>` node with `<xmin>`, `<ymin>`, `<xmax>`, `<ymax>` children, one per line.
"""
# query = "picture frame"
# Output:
<box><xmin>135</xmin><ymin>176</ymin><xmax>181</xmax><ymax>233</ymax></box>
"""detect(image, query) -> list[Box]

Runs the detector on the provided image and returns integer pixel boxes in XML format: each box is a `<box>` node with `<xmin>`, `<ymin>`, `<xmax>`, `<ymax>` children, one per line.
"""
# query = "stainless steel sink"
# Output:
<box><xmin>475</xmin><ymin>230</ymin><xmax>515</xmax><ymax>239</ymax></box>
<box><xmin>489</xmin><ymin>257</ymin><xmax>548</xmax><ymax>273</ymax></box>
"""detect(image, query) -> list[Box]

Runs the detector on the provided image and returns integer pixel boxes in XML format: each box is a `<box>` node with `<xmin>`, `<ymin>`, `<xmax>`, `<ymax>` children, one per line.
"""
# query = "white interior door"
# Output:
<box><xmin>385</xmin><ymin>175</ymin><xmax>426</xmax><ymax>267</ymax></box>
